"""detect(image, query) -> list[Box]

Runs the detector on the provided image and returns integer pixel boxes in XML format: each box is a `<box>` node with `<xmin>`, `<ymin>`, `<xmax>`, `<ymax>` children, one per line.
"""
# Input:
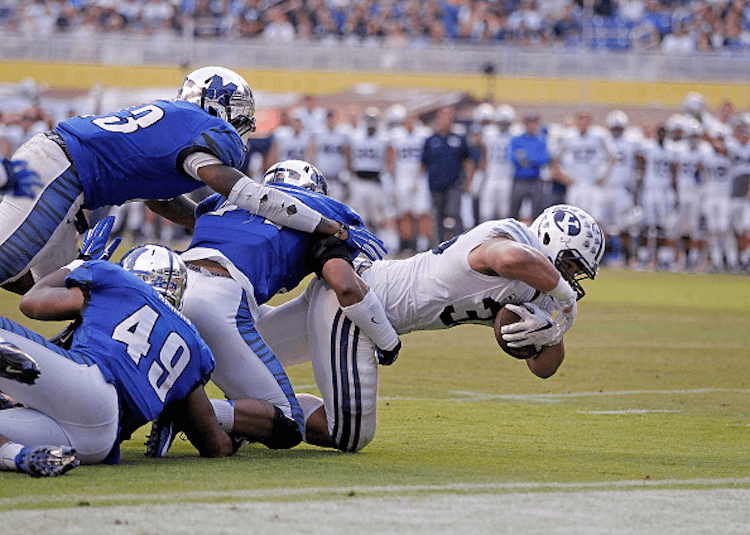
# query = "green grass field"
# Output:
<box><xmin>1</xmin><ymin>269</ymin><xmax>749</xmax><ymax>533</ymax></box>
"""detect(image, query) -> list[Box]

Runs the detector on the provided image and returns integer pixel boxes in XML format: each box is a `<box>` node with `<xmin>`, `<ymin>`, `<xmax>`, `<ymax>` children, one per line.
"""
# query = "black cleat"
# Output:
<box><xmin>0</xmin><ymin>340</ymin><xmax>41</xmax><ymax>385</ymax></box>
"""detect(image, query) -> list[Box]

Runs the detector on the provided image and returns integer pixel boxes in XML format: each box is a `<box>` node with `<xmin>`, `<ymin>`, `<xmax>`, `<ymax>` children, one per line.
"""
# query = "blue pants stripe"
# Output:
<box><xmin>0</xmin><ymin>168</ymin><xmax>83</xmax><ymax>282</ymax></box>
<box><xmin>0</xmin><ymin>317</ymin><xmax>94</xmax><ymax>366</ymax></box>
<box><xmin>235</xmin><ymin>291</ymin><xmax>304</xmax><ymax>433</ymax></box>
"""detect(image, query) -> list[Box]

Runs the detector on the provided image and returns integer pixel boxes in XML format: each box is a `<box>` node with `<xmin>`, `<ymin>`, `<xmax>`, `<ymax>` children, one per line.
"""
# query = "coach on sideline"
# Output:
<box><xmin>507</xmin><ymin>112</ymin><xmax>551</xmax><ymax>222</ymax></box>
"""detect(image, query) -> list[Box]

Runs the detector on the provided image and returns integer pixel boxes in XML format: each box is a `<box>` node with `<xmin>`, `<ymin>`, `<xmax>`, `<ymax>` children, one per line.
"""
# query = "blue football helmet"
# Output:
<box><xmin>177</xmin><ymin>66</ymin><xmax>256</xmax><ymax>142</ymax></box>
<box><xmin>262</xmin><ymin>159</ymin><xmax>329</xmax><ymax>196</ymax></box>
<box><xmin>120</xmin><ymin>244</ymin><xmax>188</xmax><ymax>309</ymax></box>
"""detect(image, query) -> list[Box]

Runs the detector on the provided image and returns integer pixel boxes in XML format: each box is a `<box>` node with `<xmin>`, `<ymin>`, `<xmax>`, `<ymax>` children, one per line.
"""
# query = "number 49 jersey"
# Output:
<box><xmin>65</xmin><ymin>261</ymin><xmax>215</xmax><ymax>441</ymax></box>
<box><xmin>56</xmin><ymin>100</ymin><xmax>245</xmax><ymax>209</ymax></box>
<box><xmin>361</xmin><ymin>219</ymin><xmax>541</xmax><ymax>333</ymax></box>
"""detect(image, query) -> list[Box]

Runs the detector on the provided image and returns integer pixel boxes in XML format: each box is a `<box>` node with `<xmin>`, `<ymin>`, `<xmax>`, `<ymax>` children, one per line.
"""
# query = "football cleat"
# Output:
<box><xmin>0</xmin><ymin>339</ymin><xmax>41</xmax><ymax>384</ymax></box>
<box><xmin>145</xmin><ymin>412</ymin><xmax>176</xmax><ymax>458</ymax></box>
<box><xmin>0</xmin><ymin>392</ymin><xmax>21</xmax><ymax>410</ymax></box>
<box><xmin>16</xmin><ymin>445</ymin><xmax>79</xmax><ymax>477</ymax></box>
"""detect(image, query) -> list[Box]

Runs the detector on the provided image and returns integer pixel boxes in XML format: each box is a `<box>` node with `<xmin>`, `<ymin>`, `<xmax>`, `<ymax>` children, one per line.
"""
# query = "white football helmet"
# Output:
<box><xmin>530</xmin><ymin>205</ymin><xmax>605</xmax><ymax>300</ymax></box>
<box><xmin>177</xmin><ymin>66</ymin><xmax>256</xmax><ymax>142</ymax></box>
<box><xmin>386</xmin><ymin>104</ymin><xmax>407</xmax><ymax>126</ymax></box>
<box><xmin>606</xmin><ymin>110</ymin><xmax>629</xmax><ymax>129</ymax></box>
<box><xmin>682</xmin><ymin>92</ymin><xmax>705</xmax><ymax>116</ymax></box>
<box><xmin>120</xmin><ymin>244</ymin><xmax>188</xmax><ymax>309</ymax></box>
<box><xmin>262</xmin><ymin>159</ymin><xmax>329</xmax><ymax>196</ymax></box>
<box><xmin>473</xmin><ymin>102</ymin><xmax>495</xmax><ymax>124</ymax></box>
<box><xmin>495</xmin><ymin>104</ymin><xmax>516</xmax><ymax>124</ymax></box>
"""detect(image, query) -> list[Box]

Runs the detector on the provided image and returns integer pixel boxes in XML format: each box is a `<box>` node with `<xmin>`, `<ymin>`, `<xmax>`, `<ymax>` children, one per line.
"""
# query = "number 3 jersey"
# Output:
<box><xmin>55</xmin><ymin>100</ymin><xmax>245</xmax><ymax>209</ymax></box>
<box><xmin>65</xmin><ymin>261</ymin><xmax>215</xmax><ymax>442</ymax></box>
<box><xmin>360</xmin><ymin>219</ymin><xmax>542</xmax><ymax>334</ymax></box>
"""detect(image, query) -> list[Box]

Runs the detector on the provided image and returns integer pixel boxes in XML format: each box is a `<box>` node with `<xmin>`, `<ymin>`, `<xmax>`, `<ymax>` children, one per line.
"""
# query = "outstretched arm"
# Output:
<box><xmin>19</xmin><ymin>269</ymin><xmax>84</xmax><ymax>321</ymax></box>
<box><xmin>174</xmin><ymin>385</ymin><xmax>234</xmax><ymax>458</ymax></box>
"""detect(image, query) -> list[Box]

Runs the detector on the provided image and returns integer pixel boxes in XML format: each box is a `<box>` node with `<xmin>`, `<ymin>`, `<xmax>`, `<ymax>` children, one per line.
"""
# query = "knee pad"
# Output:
<box><xmin>261</xmin><ymin>406</ymin><xmax>302</xmax><ymax>450</ymax></box>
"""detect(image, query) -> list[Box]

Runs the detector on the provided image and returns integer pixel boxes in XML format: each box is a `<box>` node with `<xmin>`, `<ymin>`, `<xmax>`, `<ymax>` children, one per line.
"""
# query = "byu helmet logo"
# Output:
<box><xmin>553</xmin><ymin>210</ymin><xmax>581</xmax><ymax>236</ymax></box>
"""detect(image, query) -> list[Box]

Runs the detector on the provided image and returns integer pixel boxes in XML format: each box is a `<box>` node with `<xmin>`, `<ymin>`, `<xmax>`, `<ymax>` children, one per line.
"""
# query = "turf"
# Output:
<box><xmin>1</xmin><ymin>268</ymin><xmax>749</xmax><ymax>512</ymax></box>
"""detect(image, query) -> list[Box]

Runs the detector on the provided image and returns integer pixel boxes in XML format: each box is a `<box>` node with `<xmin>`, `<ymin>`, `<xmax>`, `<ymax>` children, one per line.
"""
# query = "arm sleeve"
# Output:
<box><xmin>309</xmin><ymin>236</ymin><xmax>354</xmax><ymax>277</ymax></box>
<box><xmin>182</xmin><ymin>152</ymin><xmax>224</xmax><ymax>180</ymax></box>
<box><xmin>227</xmin><ymin>176</ymin><xmax>323</xmax><ymax>233</ymax></box>
<box><xmin>341</xmin><ymin>289</ymin><xmax>400</xmax><ymax>351</ymax></box>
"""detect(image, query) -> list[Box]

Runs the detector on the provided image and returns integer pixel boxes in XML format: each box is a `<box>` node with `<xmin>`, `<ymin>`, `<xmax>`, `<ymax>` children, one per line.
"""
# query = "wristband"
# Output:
<box><xmin>333</xmin><ymin>222</ymin><xmax>347</xmax><ymax>239</ymax></box>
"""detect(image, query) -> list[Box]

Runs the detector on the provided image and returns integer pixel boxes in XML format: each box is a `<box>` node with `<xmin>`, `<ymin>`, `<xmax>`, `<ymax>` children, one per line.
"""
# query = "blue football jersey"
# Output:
<box><xmin>56</xmin><ymin>100</ymin><xmax>245</xmax><ymax>209</ymax></box>
<box><xmin>188</xmin><ymin>184</ymin><xmax>365</xmax><ymax>304</ymax></box>
<box><xmin>65</xmin><ymin>261</ymin><xmax>215</xmax><ymax>443</ymax></box>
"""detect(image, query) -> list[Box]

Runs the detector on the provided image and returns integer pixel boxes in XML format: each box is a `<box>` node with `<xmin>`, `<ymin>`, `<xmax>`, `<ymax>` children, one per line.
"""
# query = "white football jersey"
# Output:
<box><xmin>390</xmin><ymin>126</ymin><xmax>428</xmax><ymax>179</ymax></box>
<box><xmin>674</xmin><ymin>139</ymin><xmax>712</xmax><ymax>194</ymax></box>
<box><xmin>604</xmin><ymin>135</ymin><xmax>639</xmax><ymax>191</ymax></box>
<box><xmin>726</xmin><ymin>137</ymin><xmax>750</xmax><ymax>179</ymax></box>
<box><xmin>702</xmin><ymin>144</ymin><xmax>733</xmax><ymax>198</ymax></box>
<box><xmin>273</xmin><ymin>129</ymin><xmax>311</xmax><ymax>162</ymax></box>
<box><xmin>349</xmin><ymin>131</ymin><xmax>388</xmax><ymax>173</ymax></box>
<box><xmin>482</xmin><ymin>128</ymin><xmax>514</xmax><ymax>181</ymax></box>
<box><xmin>556</xmin><ymin>129</ymin><xmax>611</xmax><ymax>185</ymax></box>
<box><xmin>311</xmin><ymin>126</ymin><xmax>350</xmax><ymax>178</ymax></box>
<box><xmin>361</xmin><ymin>219</ymin><xmax>541</xmax><ymax>334</ymax></box>
<box><xmin>638</xmin><ymin>139</ymin><xmax>677</xmax><ymax>192</ymax></box>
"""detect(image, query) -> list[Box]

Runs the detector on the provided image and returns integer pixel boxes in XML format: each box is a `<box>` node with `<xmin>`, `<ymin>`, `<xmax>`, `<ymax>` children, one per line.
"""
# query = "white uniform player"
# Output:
<box><xmin>637</xmin><ymin>126</ymin><xmax>678</xmax><ymax>233</ymax></box>
<box><xmin>478</xmin><ymin>104</ymin><xmax>518</xmax><ymax>222</ymax></box>
<box><xmin>726</xmin><ymin>122</ymin><xmax>750</xmax><ymax>267</ymax></box>
<box><xmin>257</xmin><ymin>205</ymin><xmax>604</xmax><ymax>452</ymax></box>
<box><xmin>554</xmin><ymin>112</ymin><xmax>612</xmax><ymax>221</ymax></box>
<box><xmin>387</xmin><ymin>110</ymin><xmax>432</xmax><ymax>252</ymax></box>
<box><xmin>600</xmin><ymin>111</ymin><xmax>639</xmax><ymax>236</ymax></box>
<box><xmin>309</xmin><ymin>111</ymin><xmax>350</xmax><ymax>202</ymax></box>
<box><xmin>673</xmin><ymin>120</ymin><xmax>712</xmax><ymax>268</ymax></box>
<box><xmin>701</xmin><ymin>127</ymin><xmax>737</xmax><ymax>270</ymax></box>
<box><xmin>348</xmin><ymin>109</ymin><xmax>390</xmax><ymax>233</ymax></box>
<box><xmin>270</xmin><ymin>115</ymin><xmax>311</xmax><ymax>163</ymax></box>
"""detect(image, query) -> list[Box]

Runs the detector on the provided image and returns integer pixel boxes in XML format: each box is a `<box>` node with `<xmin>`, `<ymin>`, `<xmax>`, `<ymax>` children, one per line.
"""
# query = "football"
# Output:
<box><xmin>494</xmin><ymin>306</ymin><xmax>541</xmax><ymax>360</ymax></box>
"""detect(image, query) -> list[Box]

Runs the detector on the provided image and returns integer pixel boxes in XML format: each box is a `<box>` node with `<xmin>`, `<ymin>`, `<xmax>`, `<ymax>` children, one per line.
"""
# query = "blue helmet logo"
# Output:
<box><xmin>553</xmin><ymin>210</ymin><xmax>581</xmax><ymax>236</ymax></box>
<box><xmin>205</xmin><ymin>76</ymin><xmax>237</xmax><ymax>107</ymax></box>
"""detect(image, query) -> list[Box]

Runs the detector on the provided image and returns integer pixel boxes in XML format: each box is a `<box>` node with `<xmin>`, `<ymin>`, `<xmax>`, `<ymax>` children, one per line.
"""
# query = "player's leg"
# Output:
<box><xmin>0</xmin><ymin>319</ymin><xmax>118</xmax><ymax>464</ymax></box>
<box><xmin>0</xmin><ymin>134</ymin><xmax>84</xmax><ymax>293</ymax></box>
<box><xmin>304</xmin><ymin>277</ymin><xmax>379</xmax><ymax>452</ymax></box>
<box><xmin>180</xmin><ymin>269</ymin><xmax>304</xmax><ymax>443</ymax></box>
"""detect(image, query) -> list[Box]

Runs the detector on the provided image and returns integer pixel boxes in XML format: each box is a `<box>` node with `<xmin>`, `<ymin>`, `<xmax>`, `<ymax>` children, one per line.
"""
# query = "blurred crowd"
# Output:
<box><xmin>2</xmin><ymin>83</ymin><xmax>749</xmax><ymax>274</ymax></box>
<box><xmin>251</xmin><ymin>91</ymin><xmax>750</xmax><ymax>274</ymax></box>
<box><xmin>1</xmin><ymin>0</ymin><xmax>750</xmax><ymax>52</ymax></box>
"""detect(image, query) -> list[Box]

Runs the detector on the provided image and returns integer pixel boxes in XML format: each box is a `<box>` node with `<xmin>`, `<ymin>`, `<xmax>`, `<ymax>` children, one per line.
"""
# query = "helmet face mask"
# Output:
<box><xmin>119</xmin><ymin>244</ymin><xmax>188</xmax><ymax>309</ymax></box>
<box><xmin>178</xmin><ymin>66</ymin><xmax>256</xmax><ymax>142</ymax></box>
<box><xmin>530</xmin><ymin>205</ymin><xmax>604</xmax><ymax>300</ymax></box>
<box><xmin>262</xmin><ymin>159</ymin><xmax>329</xmax><ymax>196</ymax></box>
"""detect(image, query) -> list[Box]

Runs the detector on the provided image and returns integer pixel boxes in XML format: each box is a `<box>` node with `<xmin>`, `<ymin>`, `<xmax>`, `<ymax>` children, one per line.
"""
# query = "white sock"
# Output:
<box><xmin>209</xmin><ymin>399</ymin><xmax>235</xmax><ymax>432</ymax></box>
<box><xmin>0</xmin><ymin>442</ymin><xmax>24</xmax><ymax>472</ymax></box>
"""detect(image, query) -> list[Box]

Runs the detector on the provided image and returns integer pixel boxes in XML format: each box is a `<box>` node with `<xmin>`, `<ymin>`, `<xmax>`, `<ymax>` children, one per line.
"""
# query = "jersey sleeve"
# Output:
<box><xmin>176</xmin><ymin>126</ymin><xmax>246</xmax><ymax>172</ymax></box>
<box><xmin>491</xmin><ymin>219</ymin><xmax>541</xmax><ymax>249</ymax></box>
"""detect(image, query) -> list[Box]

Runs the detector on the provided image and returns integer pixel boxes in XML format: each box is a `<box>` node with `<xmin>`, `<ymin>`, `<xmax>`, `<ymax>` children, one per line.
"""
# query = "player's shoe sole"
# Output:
<box><xmin>0</xmin><ymin>340</ymin><xmax>41</xmax><ymax>384</ymax></box>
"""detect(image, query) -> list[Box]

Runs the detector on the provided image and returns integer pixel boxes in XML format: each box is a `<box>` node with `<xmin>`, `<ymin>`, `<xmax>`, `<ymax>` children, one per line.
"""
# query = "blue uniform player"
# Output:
<box><xmin>147</xmin><ymin>160</ymin><xmax>401</xmax><ymax>456</ymax></box>
<box><xmin>0</xmin><ymin>66</ymin><xmax>385</xmax><ymax>295</ymax></box>
<box><xmin>0</xmin><ymin>221</ymin><xmax>234</xmax><ymax>477</ymax></box>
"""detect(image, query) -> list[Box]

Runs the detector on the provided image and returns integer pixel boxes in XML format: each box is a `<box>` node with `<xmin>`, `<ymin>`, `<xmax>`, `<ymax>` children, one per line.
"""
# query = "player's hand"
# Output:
<box><xmin>0</xmin><ymin>158</ymin><xmax>42</xmax><ymax>199</ymax></box>
<box><xmin>79</xmin><ymin>215</ymin><xmax>121</xmax><ymax>261</ymax></box>
<box><xmin>551</xmin><ymin>300</ymin><xmax>577</xmax><ymax>344</ymax></box>
<box><xmin>501</xmin><ymin>303</ymin><xmax>556</xmax><ymax>348</ymax></box>
<box><xmin>340</xmin><ymin>223</ymin><xmax>388</xmax><ymax>261</ymax></box>
<box><xmin>376</xmin><ymin>340</ymin><xmax>401</xmax><ymax>366</ymax></box>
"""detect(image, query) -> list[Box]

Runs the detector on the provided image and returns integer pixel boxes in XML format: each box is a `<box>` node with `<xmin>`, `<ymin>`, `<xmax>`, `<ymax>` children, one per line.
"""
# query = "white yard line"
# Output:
<box><xmin>381</xmin><ymin>387</ymin><xmax>750</xmax><ymax>403</ymax></box>
<box><xmin>2</xmin><ymin>485</ymin><xmax>749</xmax><ymax>535</ymax></box>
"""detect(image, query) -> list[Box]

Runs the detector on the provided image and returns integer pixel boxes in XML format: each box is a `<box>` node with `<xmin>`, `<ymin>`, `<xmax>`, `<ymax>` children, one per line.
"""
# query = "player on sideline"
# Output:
<box><xmin>145</xmin><ymin>160</ymin><xmax>401</xmax><ymax>457</ymax></box>
<box><xmin>254</xmin><ymin>204</ymin><xmax>604</xmax><ymax>452</ymax></box>
<box><xmin>0</xmin><ymin>218</ymin><xmax>235</xmax><ymax>477</ymax></box>
<box><xmin>0</xmin><ymin>66</ymin><xmax>385</xmax><ymax>295</ymax></box>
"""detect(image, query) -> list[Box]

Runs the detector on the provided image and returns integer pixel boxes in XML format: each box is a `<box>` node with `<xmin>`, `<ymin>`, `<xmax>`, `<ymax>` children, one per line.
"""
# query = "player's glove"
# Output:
<box><xmin>500</xmin><ymin>303</ymin><xmax>557</xmax><ymax>349</ymax></box>
<box><xmin>0</xmin><ymin>158</ymin><xmax>42</xmax><ymax>199</ymax></box>
<box><xmin>338</xmin><ymin>223</ymin><xmax>388</xmax><ymax>261</ymax></box>
<box><xmin>16</xmin><ymin>445</ymin><xmax>79</xmax><ymax>477</ymax></box>
<box><xmin>376</xmin><ymin>340</ymin><xmax>401</xmax><ymax>366</ymax></box>
<box><xmin>79</xmin><ymin>215</ymin><xmax>121</xmax><ymax>261</ymax></box>
<box><xmin>0</xmin><ymin>339</ymin><xmax>41</xmax><ymax>384</ymax></box>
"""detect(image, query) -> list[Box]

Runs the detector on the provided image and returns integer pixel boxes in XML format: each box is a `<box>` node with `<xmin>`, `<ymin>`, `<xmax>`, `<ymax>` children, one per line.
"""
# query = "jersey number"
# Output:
<box><xmin>112</xmin><ymin>305</ymin><xmax>191</xmax><ymax>402</ymax></box>
<box><xmin>92</xmin><ymin>104</ymin><xmax>165</xmax><ymax>134</ymax></box>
